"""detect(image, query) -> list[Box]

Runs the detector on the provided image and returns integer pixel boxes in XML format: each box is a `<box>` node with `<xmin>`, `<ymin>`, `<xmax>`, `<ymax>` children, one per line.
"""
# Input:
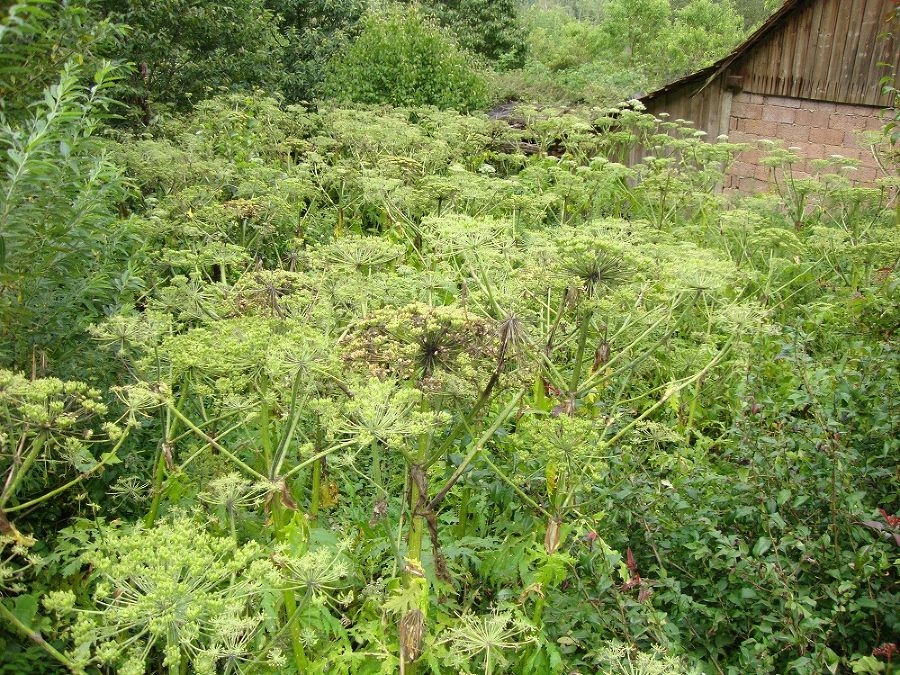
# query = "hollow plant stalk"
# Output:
<box><xmin>0</xmin><ymin>432</ymin><xmax>46</xmax><ymax>509</ymax></box>
<box><xmin>146</xmin><ymin>386</ymin><xmax>190</xmax><ymax>527</ymax></box>
<box><xmin>0</xmin><ymin>601</ymin><xmax>80</xmax><ymax>673</ymax></box>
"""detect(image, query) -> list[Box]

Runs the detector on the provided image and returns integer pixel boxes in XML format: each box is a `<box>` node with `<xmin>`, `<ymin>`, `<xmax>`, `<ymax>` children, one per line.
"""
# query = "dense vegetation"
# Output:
<box><xmin>1</xmin><ymin>1</ymin><xmax>898</xmax><ymax>674</ymax></box>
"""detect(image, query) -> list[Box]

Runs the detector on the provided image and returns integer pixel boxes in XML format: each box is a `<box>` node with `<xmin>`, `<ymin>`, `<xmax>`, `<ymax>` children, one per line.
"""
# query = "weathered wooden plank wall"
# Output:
<box><xmin>640</xmin><ymin>0</ymin><xmax>899</xmax><ymax>139</ymax></box>
<box><xmin>734</xmin><ymin>0</ymin><xmax>897</xmax><ymax>107</ymax></box>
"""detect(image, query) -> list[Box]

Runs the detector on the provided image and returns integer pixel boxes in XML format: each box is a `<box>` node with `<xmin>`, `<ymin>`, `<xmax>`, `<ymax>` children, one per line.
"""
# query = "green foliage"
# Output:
<box><xmin>498</xmin><ymin>0</ymin><xmax>750</xmax><ymax>106</ymax></box>
<box><xmin>324</xmin><ymin>5</ymin><xmax>488</xmax><ymax>111</ymax></box>
<box><xmin>1</xmin><ymin>4</ymin><xmax>898</xmax><ymax>671</ymax></box>
<box><xmin>419</xmin><ymin>0</ymin><xmax>526</xmax><ymax>67</ymax></box>
<box><xmin>600</xmin><ymin>0</ymin><xmax>671</xmax><ymax>70</ymax></box>
<box><xmin>0</xmin><ymin>15</ymin><xmax>137</xmax><ymax>374</ymax></box>
<box><xmin>662</xmin><ymin>0</ymin><xmax>746</xmax><ymax>79</ymax></box>
<box><xmin>0</xmin><ymin>1</ymin><xmax>125</xmax><ymax>118</ymax></box>
<box><xmin>267</xmin><ymin>0</ymin><xmax>367</xmax><ymax>102</ymax></box>
<box><xmin>95</xmin><ymin>0</ymin><xmax>285</xmax><ymax>110</ymax></box>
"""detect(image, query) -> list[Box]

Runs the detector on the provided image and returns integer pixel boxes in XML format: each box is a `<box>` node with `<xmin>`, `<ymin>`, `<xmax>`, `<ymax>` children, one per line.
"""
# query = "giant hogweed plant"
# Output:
<box><xmin>1</xmin><ymin>60</ymin><xmax>898</xmax><ymax>675</ymax></box>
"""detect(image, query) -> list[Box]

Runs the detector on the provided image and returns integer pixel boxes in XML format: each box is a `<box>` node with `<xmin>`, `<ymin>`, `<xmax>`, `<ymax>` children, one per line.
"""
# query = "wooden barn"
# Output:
<box><xmin>640</xmin><ymin>0</ymin><xmax>899</xmax><ymax>191</ymax></box>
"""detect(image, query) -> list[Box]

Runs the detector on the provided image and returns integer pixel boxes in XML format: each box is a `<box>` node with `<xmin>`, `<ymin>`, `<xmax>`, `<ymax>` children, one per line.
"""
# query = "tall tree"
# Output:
<box><xmin>421</xmin><ymin>0</ymin><xmax>526</xmax><ymax>66</ymax></box>
<box><xmin>324</xmin><ymin>5</ymin><xmax>488</xmax><ymax>111</ymax></box>
<box><xmin>268</xmin><ymin>0</ymin><xmax>367</xmax><ymax>102</ymax></box>
<box><xmin>663</xmin><ymin>0</ymin><xmax>746</xmax><ymax>79</ymax></box>
<box><xmin>600</xmin><ymin>0</ymin><xmax>671</xmax><ymax>66</ymax></box>
<box><xmin>95</xmin><ymin>0</ymin><xmax>284</xmax><ymax>110</ymax></box>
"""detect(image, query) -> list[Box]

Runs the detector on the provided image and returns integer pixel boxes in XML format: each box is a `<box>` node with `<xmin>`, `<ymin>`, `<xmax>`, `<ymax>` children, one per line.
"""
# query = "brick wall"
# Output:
<box><xmin>725</xmin><ymin>92</ymin><xmax>885</xmax><ymax>192</ymax></box>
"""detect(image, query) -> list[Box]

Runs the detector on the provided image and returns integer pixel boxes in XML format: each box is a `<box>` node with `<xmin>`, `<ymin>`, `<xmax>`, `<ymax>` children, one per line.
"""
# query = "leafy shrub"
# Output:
<box><xmin>268</xmin><ymin>0</ymin><xmax>368</xmax><ymax>102</ymax></box>
<box><xmin>418</xmin><ymin>0</ymin><xmax>526</xmax><ymax>67</ymax></box>
<box><xmin>661</xmin><ymin>0</ymin><xmax>746</xmax><ymax>80</ymax></box>
<box><xmin>0</xmin><ymin>52</ymin><xmax>138</xmax><ymax>375</ymax></box>
<box><xmin>95</xmin><ymin>0</ymin><xmax>285</xmax><ymax>110</ymax></box>
<box><xmin>501</xmin><ymin>0</ymin><xmax>750</xmax><ymax>106</ymax></box>
<box><xmin>0</xmin><ymin>1</ymin><xmax>124</xmax><ymax>118</ymax></box>
<box><xmin>323</xmin><ymin>5</ymin><xmax>488</xmax><ymax>111</ymax></box>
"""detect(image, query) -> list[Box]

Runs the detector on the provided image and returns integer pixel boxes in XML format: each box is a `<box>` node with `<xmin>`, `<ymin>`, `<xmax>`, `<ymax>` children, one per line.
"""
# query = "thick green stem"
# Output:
<box><xmin>259</xmin><ymin>376</ymin><xmax>273</xmax><ymax>475</ymax></box>
<box><xmin>401</xmin><ymin>467</ymin><xmax>427</xmax><ymax>675</ymax></box>
<box><xmin>683</xmin><ymin>377</ymin><xmax>703</xmax><ymax>442</ymax></box>
<box><xmin>146</xmin><ymin>386</ymin><xmax>189</xmax><ymax>526</ymax></box>
<box><xmin>570</xmin><ymin>309</ymin><xmax>593</xmax><ymax>393</ymax></box>
<box><xmin>5</xmin><ymin>431</ymin><xmax>129</xmax><ymax>514</ymax></box>
<box><xmin>427</xmin><ymin>392</ymin><xmax>523</xmax><ymax>513</ymax></box>
<box><xmin>228</xmin><ymin>505</ymin><xmax>237</xmax><ymax>540</ymax></box>
<box><xmin>271</xmin><ymin>372</ymin><xmax>306</xmax><ymax>480</ymax></box>
<box><xmin>406</xmin><ymin>473</ymin><xmax>425</xmax><ymax>564</ymax></box>
<box><xmin>371</xmin><ymin>440</ymin><xmax>382</xmax><ymax>491</ymax></box>
<box><xmin>166</xmin><ymin>402</ymin><xmax>265</xmax><ymax>480</ymax></box>
<box><xmin>144</xmin><ymin>449</ymin><xmax>167</xmax><ymax>527</ymax></box>
<box><xmin>0</xmin><ymin>433</ymin><xmax>46</xmax><ymax>508</ymax></box>
<box><xmin>0</xmin><ymin>601</ymin><xmax>80</xmax><ymax>673</ymax></box>
<box><xmin>270</xmin><ymin>493</ymin><xmax>310</xmax><ymax>672</ymax></box>
<box><xmin>532</xmin><ymin>596</ymin><xmax>546</xmax><ymax>627</ymax></box>
<box><xmin>282</xmin><ymin>589</ymin><xmax>308</xmax><ymax>671</ymax></box>
<box><xmin>167</xmin><ymin>629</ymin><xmax>179</xmax><ymax>675</ymax></box>
<box><xmin>454</xmin><ymin>487</ymin><xmax>471</xmax><ymax>539</ymax></box>
<box><xmin>310</xmin><ymin>459</ymin><xmax>321</xmax><ymax>522</ymax></box>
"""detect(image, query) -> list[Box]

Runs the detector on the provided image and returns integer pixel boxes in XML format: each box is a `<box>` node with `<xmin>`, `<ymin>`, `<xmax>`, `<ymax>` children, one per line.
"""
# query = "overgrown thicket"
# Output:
<box><xmin>87</xmin><ymin>0</ymin><xmax>521</xmax><ymax>113</ymax></box>
<box><xmin>323</xmin><ymin>5</ymin><xmax>489</xmax><ymax>111</ymax></box>
<box><xmin>25</xmin><ymin>0</ymin><xmax>761</xmax><ymax>114</ymax></box>
<box><xmin>496</xmin><ymin>0</ymin><xmax>751</xmax><ymax>105</ymax></box>
<box><xmin>1</xmin><ymin>2</ymin><xmax>899</xmax><ymax>675</ymax></box>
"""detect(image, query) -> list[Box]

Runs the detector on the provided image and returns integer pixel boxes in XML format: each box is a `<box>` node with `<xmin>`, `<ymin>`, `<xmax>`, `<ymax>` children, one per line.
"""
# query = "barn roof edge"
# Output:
<box><xmin>640</xmin><ymin>0</ymin><xmax>811</xmax><ymax>103</ymax></box>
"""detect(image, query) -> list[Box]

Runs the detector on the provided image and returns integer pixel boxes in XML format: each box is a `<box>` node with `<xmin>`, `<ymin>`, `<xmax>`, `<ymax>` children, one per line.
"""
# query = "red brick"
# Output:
<box><xmin>731</xmin><ymin>161</ymin><xmax>754</xmax><ymax>178</ymax></box>
<box><xmin>790</xmin><ymin>168</ymin><xmax>813</xmax><ymax>182</ymax></box>
<box><xmin>822</xmin><ymin>144</ymin><xmax>854</xmax><ymax>159</ymax></box>
<box><xmin>726</xmin><ymin>129</ymin><xmax>752</xmax><ymax>143</ymax></box>
<box><xmin>732</xmin><ymin>102</ymin><xmax>764</xmax><ymax>120</ymax></box>
<box><xmin>809</xmin><ymin>127</ymin><xmax>844</xmax><ymax>145</ymax></box>
<box><xmin>797</xmin><ymin>159</ymin><xmax>815</xmax><ymax>175</ymax></box>
<box><xmin>790</xmin><ymin>143</ymin><xmax>820</xmax><ymax>162</ymax></box>
<box><xmin>854</xmin><ymin>167</ymin><xmax>878</xmax><ymax>183</ymax></box>
<box><xmin>812</xmin><ymin>101</ymin><xmax>837</xmax><ymax>113</ymax></box>
<box><xmin>795</xmin><ymin>109</ymin><xmax>831</xmax><ymax>127</ymax></box>
<box><xmin>804</xmin><ymin>143</ymin><xmax>827</xmax><ymax>160</ymax></box>
<box><xmin>743</xmin><ymin>119</ymin><xmax>778</xmax><ymax>137</ymax></box>
<box><xmin>763</xmin><ymin>106</ymin><xmax>796</xmax><ymax>123</ymax></box>
<box><xmin>834</xmin><ymin>102</ymin><xmax>870</xmax><ymax>115</ymax></box>
<box><xmin>754</xmin><ymin>164</ymin><xmax>772</xmax><ymax>181</ymax></box>
<box><xmin>739</xmin><ymin>176</ymin><xmax>763</xmax><ymax>192</ymax></box>
<box><xmin>843</xmin><ymin>130</ymin><xmax>867</xmax><ymax>149</ymax></box>
<box><xmin>864</xmin><ymin>115</ymin><xmax>885</xmax><ymax>131</ymax></box>
<box><xmin>763</xmin><ymin>95</ymin><xmax>802</xmax><ymax>108</ymax></box>
<box><xmin>859</xmin><ymin>148</ymin><xmax>877</xmax><ymax>165</ymax></box>
<box><xmin>778</xmin><ymin>123</ymin><xmax>809</xmax><ymax>143</ymax></box>
<box><xmin>747</xmin><ymin>93</ymin><xmax>764</xmax><ymax>104</ymax></box>
<box><xmin>829</xmin><ymin>114</ymin><xmax>864</xmax><ymax>131</ymax></box>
